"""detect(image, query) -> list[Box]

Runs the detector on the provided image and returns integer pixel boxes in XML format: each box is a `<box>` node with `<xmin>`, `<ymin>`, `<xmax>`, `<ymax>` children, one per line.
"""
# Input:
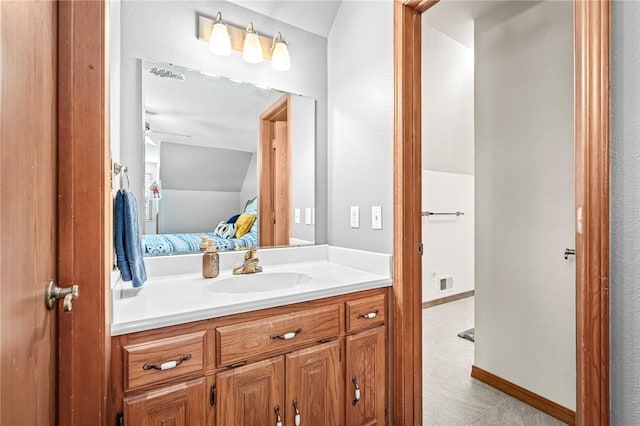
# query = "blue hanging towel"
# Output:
<box><xmin>114</xmin><ymin>190</ymin><xmax>147</xmax><ymax>287</ymax></box>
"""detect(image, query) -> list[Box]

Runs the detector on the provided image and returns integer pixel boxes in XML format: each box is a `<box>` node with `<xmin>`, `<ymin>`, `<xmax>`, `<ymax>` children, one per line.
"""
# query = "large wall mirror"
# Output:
<box><xmin>141</xmin><ymin>60</ymin><xmax>316</xmax><ymax>256</ymax></box>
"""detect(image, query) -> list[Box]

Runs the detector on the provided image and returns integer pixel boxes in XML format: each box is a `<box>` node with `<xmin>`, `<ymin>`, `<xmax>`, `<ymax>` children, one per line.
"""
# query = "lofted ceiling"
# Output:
<box><xmin>226</xmin><ymin>0</ymin><xmax>343</xmax><ymax>38</ymax></box>
<box><xmin>423</xmin><ymin>0</ymin><xmax>540</xmax><ymax>48</ymax></box>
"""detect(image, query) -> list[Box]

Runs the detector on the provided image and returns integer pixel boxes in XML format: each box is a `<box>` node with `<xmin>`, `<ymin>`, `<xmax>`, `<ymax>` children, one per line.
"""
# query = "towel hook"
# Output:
<box><xmin>113</xmin><ymin>162</ymin><xmax>130</xmax><ymax>192</ymax></box>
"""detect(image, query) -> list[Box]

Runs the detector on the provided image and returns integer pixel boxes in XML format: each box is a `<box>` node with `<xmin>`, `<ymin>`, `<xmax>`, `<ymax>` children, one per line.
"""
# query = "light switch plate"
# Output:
<box><xmin>305</xmin><ymin>208</ymin><xmax>312</xmax><ymax>225</ymax></box>
<box><xmin>350</xmin><ymin>206</ymin><xmax>360</xmax><ymax>228</ymax></box>
<box><xmin>372</xmin><ymin>206</ymin><xmax>382</xmax><ymax>229</ymax></box>
<box><xmin>294</xmin><ymin>208</ymin><xmax>300</xmax><ymax>224</ymax></box>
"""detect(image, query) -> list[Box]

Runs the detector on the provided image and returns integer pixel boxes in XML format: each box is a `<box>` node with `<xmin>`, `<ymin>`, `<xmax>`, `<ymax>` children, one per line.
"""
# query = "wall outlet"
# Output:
<box><xmin>440</xmin><ymin>276</ymin><xmax>453</xmax><ymax>292</ymax></box>
<box><xmin>294</xmin><ymin>208</ymin><xmax>301</xmax><ymax>224</ymax></box>
<box><xmin>371</xmin><ymin>206</ymin><xmax>382</xmax><ymax>229</ymax></box>
<box><xmin>350</xmin><ymin>206</ymin><xmax>360</xmax><ymax>228</ymax></box>
<box><xmin>305</xmin><ymin>208</ymin><xmax>312</xmax><ymax>225</ymax></box>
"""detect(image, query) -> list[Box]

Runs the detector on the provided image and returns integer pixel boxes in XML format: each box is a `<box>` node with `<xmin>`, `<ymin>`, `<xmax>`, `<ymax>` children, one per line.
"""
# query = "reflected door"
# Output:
<box><xmin>259</xmin><ymin>95</ymin><xmax>291</xmax><ymax>247</ymax></box>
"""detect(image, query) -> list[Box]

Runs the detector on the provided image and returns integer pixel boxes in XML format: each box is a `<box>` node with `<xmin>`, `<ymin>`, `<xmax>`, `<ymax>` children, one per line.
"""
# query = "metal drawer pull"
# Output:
<box><xmin>271</xmin><ymin>328</ymin><xmax>302</xmax><ymax>340</ymax></box>
<box><xmin>352</xmin><ymin>376</ymin><xmax>361</xmax><ymax>405</ymax></box>
<box><xmin>293</xmin><ymin>398</ymin><xmax>301</xmax><ymax>426</ymax></box>
<box><xmin>274</xmin><ymin>405</ymin><xmax>282</xmax><ymax>426</ymax></box>
<box><xmin>143</xmin><ymin>353</ymin><xmax>192</xmax><ymax>371</ymax></box>
<box><xmin>356</xmin><ymin>310</ymin><xmax>378</xmax><ymax>319</ymax></box>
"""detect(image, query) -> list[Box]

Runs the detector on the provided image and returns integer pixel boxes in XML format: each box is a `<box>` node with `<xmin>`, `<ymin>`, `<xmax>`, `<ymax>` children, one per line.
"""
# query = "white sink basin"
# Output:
<box><xmin>208</xmin><ymin>272</ymin><xmax>312</xmax><ymax>293</ymax></box>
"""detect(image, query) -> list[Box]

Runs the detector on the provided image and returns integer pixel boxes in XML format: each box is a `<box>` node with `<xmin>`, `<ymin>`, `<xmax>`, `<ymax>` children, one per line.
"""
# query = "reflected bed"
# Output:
<box><xmin>142</xmin><ymin>221</ymin><xmax>257</xmax><ymax>254</ymax></box>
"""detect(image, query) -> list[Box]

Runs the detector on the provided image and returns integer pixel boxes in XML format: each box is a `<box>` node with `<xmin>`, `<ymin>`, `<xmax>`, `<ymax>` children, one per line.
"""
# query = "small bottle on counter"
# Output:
<box><xmin>199</xmin><ymin>236</ymin><xmax>209</xmax><ymax>252</ymax></box>
<box><xmin>202</xmin><ymin>239</ymin><xmax>219</xmax><ymax>279</ymax></box>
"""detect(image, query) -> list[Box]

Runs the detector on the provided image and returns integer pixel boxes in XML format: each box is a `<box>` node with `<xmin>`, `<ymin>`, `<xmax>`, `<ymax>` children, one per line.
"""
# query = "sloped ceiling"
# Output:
<box><xmin>160</xmin><ymin>142</ymin><xmax>252</xmax><ymax>191</ymax></box>
<box><xmin>226</xmin><ymin>0</ymin><xmax>342</xmax><ymax>38</ymax></box>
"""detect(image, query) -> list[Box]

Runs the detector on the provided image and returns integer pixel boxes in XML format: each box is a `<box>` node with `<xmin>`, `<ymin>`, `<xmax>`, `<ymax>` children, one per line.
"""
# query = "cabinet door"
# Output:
<box><xmin>285</xmin><ymin>341</ymin><xmax>341</xmax><ymax>426</ymax></box>
<box><xmin>124</xmin><ymin>377</ymin><xmax>206</xmax><ymax>426</ymax></box>
<box><xmin>345</xmin><ymin>327</ymin><xmax>386</xmax><ymax>426</ymax></box>
<box><xmin>216</xmin><ymin>357</ymin><xmax>284</xmax><ymax>426</ymax></box>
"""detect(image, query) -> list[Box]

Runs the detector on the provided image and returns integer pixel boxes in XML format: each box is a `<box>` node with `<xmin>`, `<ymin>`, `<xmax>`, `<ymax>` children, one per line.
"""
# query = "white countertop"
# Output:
<box><xmin>111</xmin><ymin>245</ymin><xmax>392</xmax><ymax>336</ymax></box>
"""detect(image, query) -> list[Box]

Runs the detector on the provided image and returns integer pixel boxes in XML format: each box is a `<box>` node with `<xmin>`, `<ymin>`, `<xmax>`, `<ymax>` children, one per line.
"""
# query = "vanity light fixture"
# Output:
<box><xmin>200</xmin><ymin>14</ymin><xmax>290</xmax><ymax>71</ymax></box>
<box><xmin>242</xmin><ymin>23</ymin><xmax>264</xmax><ymax>64</ymax></box>
<box><xmin>208</xmin><ymin>12</ymin><xmax>231</xmax><ymax>56</ymax></box>
<box><xmin>271</xmin><ymin>32</ymin><xmax>291</xmax><ymax>71</ymax></box>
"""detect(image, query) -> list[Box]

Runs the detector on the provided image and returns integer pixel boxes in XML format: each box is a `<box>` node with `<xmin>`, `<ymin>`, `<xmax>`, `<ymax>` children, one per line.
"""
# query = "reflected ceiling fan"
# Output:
<box><xmin>145</xmin><ymin>121</ymin><xmax>191</xmax><ymax>145</ymax></box>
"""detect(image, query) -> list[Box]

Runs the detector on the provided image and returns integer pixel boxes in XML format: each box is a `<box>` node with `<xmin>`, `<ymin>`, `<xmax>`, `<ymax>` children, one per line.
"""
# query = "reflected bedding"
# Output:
<box><xmin>143</xmin><ymin>221</ymin><xmax>257</xmax><ymax>255</ymax></box>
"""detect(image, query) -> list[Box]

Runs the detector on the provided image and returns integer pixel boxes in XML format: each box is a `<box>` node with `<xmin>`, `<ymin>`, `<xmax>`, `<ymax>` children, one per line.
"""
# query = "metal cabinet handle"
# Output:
<box><xmin>44</xmin><ymin>280</ymin><xmax>79</xmax><ymax>312</ymax></box>
<box><xmin>271</xmin><ymin>328</ymin><xmax>302</xmax><ymax>340</ymax></box>
<box><xmin>293</xmin><ymin>398</ymin><xmax>301</xmax><ymax>426</ymax></box>
<box><xmin>564</xmin><ymin>248</ymin><xmax>576</xmax><ymax>259</ymax></box>
<box><xmin>356</xmin><ymin>310</ymin><xmax>378</xmax><ymax>319</ymax></box>
<box><xmin>352</xmin><ymin>376</ymin><xmax>361</xmax><ymax>405</ymax></box>
<box><xmin>274</xmin><ymin>405</ymin><xmax>282</xmax><ymax>426</ymax></box>
<box><xmin>143</xmin><ymin>353</ymin><xmax>192</xmax><ymax>371</ymax></box>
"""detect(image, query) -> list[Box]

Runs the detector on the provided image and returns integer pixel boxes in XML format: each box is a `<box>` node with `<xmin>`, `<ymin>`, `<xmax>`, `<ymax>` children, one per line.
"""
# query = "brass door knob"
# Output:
<box><xmin>44</xmin><ymin>280</ymin><xmax>79</xmax><ymax>312</ymax></box>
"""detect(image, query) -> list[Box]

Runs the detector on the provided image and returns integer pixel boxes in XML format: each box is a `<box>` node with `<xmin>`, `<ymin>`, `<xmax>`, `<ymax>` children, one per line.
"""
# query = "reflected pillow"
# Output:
<box><xmin>214</xmin><ymin>221</ymin><xmax>236</xmax><ymax>239</ymax></box>
<box><xmin>226</xmin><ymin>214</ymin><xmax>241</xmax><ymax>224</ymax></box>
<box><xmin>235</xmin><ymin>213</ymin><xmax>257</xmax><ymax>238</ymax></box>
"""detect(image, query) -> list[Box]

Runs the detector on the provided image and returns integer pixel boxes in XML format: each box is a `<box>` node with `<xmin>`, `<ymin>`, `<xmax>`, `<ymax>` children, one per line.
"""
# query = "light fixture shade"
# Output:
<box><xmin>243</xmin><ymin>24</ymin><xmax>264</xmax><ymax>63</ymax></box>
<box><xmin>209</xmin><ymin>22</ymin><xmax>231</xmax><ymax>56</ymax></box>
<box><xmin>272</xmin><ymin>41</ymin><xmax>291</xmax><ymax>71</ymax></box>
<box><xmin>144</xmin><ymin>135</ymin><xmax>157</xmax><ymax>146</ymax></box>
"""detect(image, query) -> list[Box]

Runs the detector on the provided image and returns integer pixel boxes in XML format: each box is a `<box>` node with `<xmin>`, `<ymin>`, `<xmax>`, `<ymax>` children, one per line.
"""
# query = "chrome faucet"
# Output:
<box><xmin>233</xmin><ymin>248</ymin><xmax>262</xmax><ymax>275</ymax></box>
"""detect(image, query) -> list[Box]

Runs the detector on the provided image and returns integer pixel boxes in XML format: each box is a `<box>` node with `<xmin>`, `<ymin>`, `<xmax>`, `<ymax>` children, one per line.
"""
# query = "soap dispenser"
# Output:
<box><xmin>199</xmin><ymin>236</ymin><xmax>209</xmax><ymax>252</ymax></box>
<box><xmin>202</xmin><ymin>239</ymin><xmax>219</xmax><ymax>279</ymax></box>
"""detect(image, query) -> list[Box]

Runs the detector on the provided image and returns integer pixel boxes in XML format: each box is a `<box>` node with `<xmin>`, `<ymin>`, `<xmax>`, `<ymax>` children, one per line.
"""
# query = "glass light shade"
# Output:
<box><xmin>209</xmin><ymin>22</ymin><xmax>231</xmax><ymax>56</ymax></box>
<box><xmin>272</xmin><ymin>41</ymin><xmax>291</xmax><ymax>71</ymax></box>
<box><xmin>243</xmin><ymin>32</ymin><xmax>264</xmax><ymax>64</ymax></box>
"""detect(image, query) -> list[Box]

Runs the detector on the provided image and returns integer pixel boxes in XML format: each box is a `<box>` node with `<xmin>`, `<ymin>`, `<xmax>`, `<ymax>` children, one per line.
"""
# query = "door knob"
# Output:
<box><xmin>564</xmin><ymin>248</ymin><xmax>576</xmax><ymax>260</ymax></box>
<box><xmin>45</xmin><ymin>280</ymin><xmax>79</xmax><ymax>312</ymax></box>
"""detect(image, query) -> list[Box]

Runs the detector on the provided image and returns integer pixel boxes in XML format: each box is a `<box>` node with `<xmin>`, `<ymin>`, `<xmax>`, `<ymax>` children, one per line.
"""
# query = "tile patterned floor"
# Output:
<box><xmin>422</xmin><ymin>297</ymin><xmax>566</xmax><ymax>425</ymax></box>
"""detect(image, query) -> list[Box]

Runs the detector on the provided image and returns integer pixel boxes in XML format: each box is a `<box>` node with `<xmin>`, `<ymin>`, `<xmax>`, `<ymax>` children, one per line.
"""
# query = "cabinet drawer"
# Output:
<box><xmin>123</xmin><ymin>331</ymin><xmax>206</xmax><ymax>392</ymax></box>
<box><xmin>216</xmin><ymin>306</ymin><xmax>340</xmax><ymax>367</ymax></box>
<box><xmin>346</xmin><ymin>294</ymin><xmax>386</xmax><ymax>333</ymax></box>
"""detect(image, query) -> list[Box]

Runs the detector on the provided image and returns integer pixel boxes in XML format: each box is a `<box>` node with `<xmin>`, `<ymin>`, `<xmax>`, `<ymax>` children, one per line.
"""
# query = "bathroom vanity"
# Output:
<box><xmin>109</xmin><ymin>246</ymin><xmax>391</xmax><ymax>425</ymax></box>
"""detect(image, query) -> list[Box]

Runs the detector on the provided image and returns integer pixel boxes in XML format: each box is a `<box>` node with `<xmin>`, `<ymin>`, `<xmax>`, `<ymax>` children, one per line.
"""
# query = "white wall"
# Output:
<box><xmin>290</xmin><ymin>96</ymin><xmax>316</xmax><ymax>243</ymax></box>
<box><xmin>474</xmin><ymin>1</ymin><xmax>575</xmax><ymax>410</ymax></box>
<box><xmin>159</xmin><ymin>190</ymin><xmax>241</xmax><ymax>234</ymax></box>
<box><xmin>422</xmin><ymin>171</ymin><xmax>474</xmax><ymax>302</ymax></box>
<box><xmin>422</xmin><ymin>23</ymin><xmax>474</xmax><ymax>175</ymax></box>
<box><xmin>327</xmin><ymin>1</ymin><xmax>394</xmax><ymax>253</ymax></box>
<box><xmin>117</xmin><ymin>0</ymin><xmax>327</xmax><ymax>243</ymax></box>
<box><xmin>611</xmin><ymin>2</ymin><xmax>640</xmax><ymax>424</ymax></box>
<box><xmin>240</xmin><ymin>153</ymin><xmax>257</xmax><ymax>208</ymax></box>
<box><xmin>421</xmin><ymin>16</ymin><xmax>475</xmax><ymax>303</ymax></box>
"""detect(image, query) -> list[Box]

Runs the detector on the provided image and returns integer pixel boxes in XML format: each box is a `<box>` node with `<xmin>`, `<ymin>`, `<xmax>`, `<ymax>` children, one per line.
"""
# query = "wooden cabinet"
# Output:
<box><xmin>285</xmin><ymin>341</ymin><xmax>342</xmax><ymax>426</ymax></box>
<box><xmin>110</xmin><ymin>288</ymin><xmax>389</xmax><ymax>426</ymax></box>
<box><xmin>216</xmin><ymin>357</ymin><xmax>284</xmax><ymax>426</ymax></box>
<box><xmin>345</xmin><ymin>327</ymin><xmax>386</xmax><ymax>426</ymax></box>
<box><xmin>214</xmin><ymin>341</ymin><xmax>342</xmax><ymax>426</ymax></box>
<box><xmin>124</xmin><ymin>378</ymin><xmax>206</xmax><ymax>426</ymax></box>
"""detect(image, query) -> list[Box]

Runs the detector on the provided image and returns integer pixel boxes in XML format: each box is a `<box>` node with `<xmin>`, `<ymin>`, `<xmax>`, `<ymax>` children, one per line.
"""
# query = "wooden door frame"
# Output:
<box><xmin>259</xmin><ymin>94</ymin><xmax>291</xmax><ymax>247</ymax></box>
<box><xmin>57</xmin><ymin>1</ymin><xmax>111</xmax><ymax>424</ymax></box>
<box><xmin>392</xmin><ymin>0</ymin><xmax>611</xmax><ymax>424</ymax></box>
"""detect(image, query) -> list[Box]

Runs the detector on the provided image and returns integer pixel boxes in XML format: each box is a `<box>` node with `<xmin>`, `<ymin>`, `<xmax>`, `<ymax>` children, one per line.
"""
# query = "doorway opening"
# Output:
<box><xmin>392</xmin><ymin>1</ymin><xmax>610</xmax><ymax>425</ymax></box>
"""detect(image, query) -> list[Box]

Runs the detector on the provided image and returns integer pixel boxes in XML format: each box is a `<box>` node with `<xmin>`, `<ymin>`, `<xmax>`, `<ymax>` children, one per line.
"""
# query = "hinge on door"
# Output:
<box><xmin>210</xmin><ymin>385</ymin><xmax>217</xmax><ymax>406</ymax></box>
<box><xmin>418</xmin><ymin>243</ymin><xmax>424</xmax><ymax>256</ymax></box>
<box><xmin>272</xmin><ymin>139</ymin><xmax>277</xmax><ymax>150</ymax></box>
<box><xmin>116</xmin><ymin>412</ymin><xmax>124</xmax><ymax>426</ymax></box>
